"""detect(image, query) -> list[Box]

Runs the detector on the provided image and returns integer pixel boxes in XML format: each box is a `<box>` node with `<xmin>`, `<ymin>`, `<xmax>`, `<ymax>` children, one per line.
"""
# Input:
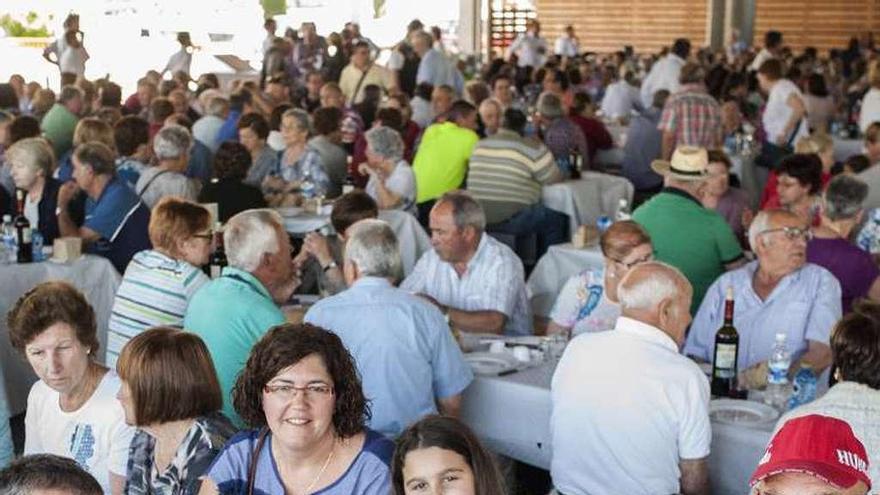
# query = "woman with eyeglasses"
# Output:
<box><xmin>199</xmin><ymin>323</ymin><xmax>393</xmax><ymax>495</ymax></box>
<box><xmin>547</xmin><ymin>221</ymin><xmax>653</xmax><ymax>337</ymax></box>
<box><xmin>106</xmin><ymin>197</ymin><xmax>212</xmax><ymax>367</ymax></box>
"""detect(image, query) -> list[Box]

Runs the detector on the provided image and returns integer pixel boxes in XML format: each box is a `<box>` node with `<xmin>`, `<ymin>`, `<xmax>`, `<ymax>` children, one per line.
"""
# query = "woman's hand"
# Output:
<box><xmin>57</xmin><ymin>181</ymin><xmax>80</xmax><ymax>207</ymax></box>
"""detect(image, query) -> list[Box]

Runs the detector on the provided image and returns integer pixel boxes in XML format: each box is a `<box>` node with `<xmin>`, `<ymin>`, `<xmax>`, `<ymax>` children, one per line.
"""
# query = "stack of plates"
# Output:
<box><xmin>276</xmin><ymin>206</ymin><xmax>304</xmax><ymax>217</ymax></box>
<box><xmin>464</xmin><ymin>352</ymin><xmax>520</xmax><ymax>376</ymax></box>
<box><xmin>710</xmin><ymin>399</ymin><xmax>779</xmax><ymax>426</ymax></box>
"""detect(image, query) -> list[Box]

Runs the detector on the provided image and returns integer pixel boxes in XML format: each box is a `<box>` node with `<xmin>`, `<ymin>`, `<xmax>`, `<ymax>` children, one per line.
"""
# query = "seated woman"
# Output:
<box><xmin>200</xmin><ymin>323</ymin><xmax>393</xmax><ymax>494</ymax></box>
<box><xmin>760</xmin><ymin>133</ymin><xmax>832</xmax><ymax>210</ymax></box>
<box><xmin>237</xmin><ymin>112</ymin><xmax>278</xmax><ymax>189</ymax></box>
<box><xmin>548</xmin><ymin>221</ymin><xmax>652</xmax><ymax>337</ymax></box>
<box><xmin>7</xmin><ymin>281</ymin><xmax>136</xmax><ymax>494</ymax></box>
<box><xmin>7</xmin><ymin>137</ymin><xmax>65</xmax><ymax>243</ymax></box>
<box><xmin>392</xmin><ymin>415</ymin><xmax>505</xmax><ymax>495</ymax></box>
<box><xmin>769</xmin><ymin>153</ymin><xmax>824</xmax><ymax>226</ymax></box>
<box><xmin>117</xmin><ymin>327</ymin><xmax>237</xmax><ymax>494</ymax></box>
<box><xmin>360</xmin><ymin>126</ymin><xmax>417</xmax><ymax>215</ymax></box>
<box><xmin>55</xmin><ymin>117</ymin><xmax>117</xmax><ymax>182</ymax></box>
<box><xmin>107</xmin><ymin>197</ymin><xmax>211</xmax><ymax>366</ymax></box>
<box><xmin>198</xmin><ymin>142</ymin><xmax>266</xmax><ymax>223</ymax></box>
<box><xmin>263</xmin><ymin>108</ymin><xmax>331</xmax><ymax>207</ymax></box>
<box><xmin>771</xmin><ymin>301</ymin><xmax>880</xmax><ymax>490</ymax></box>
<box><xmin>700</xmin><ymin>149</ymin><xmax>751</xmax><ymax>246</ymax></box>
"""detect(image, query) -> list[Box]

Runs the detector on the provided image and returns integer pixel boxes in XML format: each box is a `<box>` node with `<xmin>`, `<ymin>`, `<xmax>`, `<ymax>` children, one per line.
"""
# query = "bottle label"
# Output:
<box><xmin>21</xmin><ymin>227</ymin><xmax>31</xmax><ymax>244</ymax></box>
<box><xmin>714</xmin><ymin>343</ymin><xmax>737</xmax><ymax>378</ymax></box>
<box><xmin>768</xmin><ymin>360</ymin><xmax>790</xmax><ymax>385</ymax></box>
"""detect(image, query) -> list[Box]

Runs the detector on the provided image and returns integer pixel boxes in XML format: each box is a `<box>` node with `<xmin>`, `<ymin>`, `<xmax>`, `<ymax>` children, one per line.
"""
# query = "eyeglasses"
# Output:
<box><xmin>758</xmin><ymin>226</ymin><xmax>813</xmax><ymax>242</ymax></box>
<box><xmin>610</xmin><ymin>252</ymin><xmax>653</xmax><ymax>270</ymax></box>
<box><xmin>192</xmin><ymin>230</ymin><xmax>213</xmax><ymax>240</ymax></box>
<box><xmin>263</xmin><ymin>383</ymin><xmax>334</xmax><ymax>400</ymax></box>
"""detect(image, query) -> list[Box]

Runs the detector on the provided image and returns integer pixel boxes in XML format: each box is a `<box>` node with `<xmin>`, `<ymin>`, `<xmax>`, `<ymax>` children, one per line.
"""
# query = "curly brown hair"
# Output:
<box><xmin>832</xmin><ymin>301</ymin><xmax>880</xmax><ymax>389</ymax></box>
<box><xmin>7</xmin><ymin>281</ymin><xmax>99</xmax><ymax>355</ymax></box>
<box><xmin>232</xmin><ymin>323</ymin><xmax>370</xmax><ymax>436</ymax></box>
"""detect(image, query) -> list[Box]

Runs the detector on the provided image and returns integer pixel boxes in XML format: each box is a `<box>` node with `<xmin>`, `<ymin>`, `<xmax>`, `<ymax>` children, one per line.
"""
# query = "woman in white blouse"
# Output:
<box><xmin>548</xmin><ymin>221</ymin><xmax>653</xmax><ymax>337</ymax></box>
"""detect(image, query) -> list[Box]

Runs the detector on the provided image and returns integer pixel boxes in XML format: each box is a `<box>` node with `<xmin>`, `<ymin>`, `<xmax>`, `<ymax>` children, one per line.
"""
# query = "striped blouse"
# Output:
<box><xmin>107</xmin><ymin>250</ymin><xmax>209</xmax><ymax>367</ymax></box>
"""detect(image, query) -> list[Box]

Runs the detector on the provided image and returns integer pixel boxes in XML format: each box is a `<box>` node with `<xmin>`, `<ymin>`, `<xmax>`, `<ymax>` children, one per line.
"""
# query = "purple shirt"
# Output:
<box><xmin>713</xmin><ymin>187</ymin><xmax>750</xmax><ymax>243</ymax></box>
<box><xmin>806</xmin><ymin>237</ymin><xmax>880</xmax><ymax>313</ymax></box>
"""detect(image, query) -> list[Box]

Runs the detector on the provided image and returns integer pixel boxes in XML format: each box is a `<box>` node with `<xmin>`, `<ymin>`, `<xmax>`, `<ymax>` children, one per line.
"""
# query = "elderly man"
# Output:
<box><xmin>535</xmin><ymin>92</ymin><xmax>589</xmax><ymax>177</ymax></box>
<box><xmin>686</xmin><ymin>209</ymin><xmax>841</xmax><ymax>384</ymax></box>
<box><xmin>340</xmin><ymin>41</ymin><xmax>397</xmax><ymax>105</ymax></box>
<box><xmin>633</xmin><ymin>146</ymin><xmax>744</xmax><ymax>313</ymax></box>
<box><xmin>305</xmin><ymin>219</ymin><xmax>473</xmax><ymax>437</ymax></box>
<box><xmin>477</xmin><ymin>98</ymin><xmax>501</xmax><ymax>137</ymax></box>
<box><xmin>640</xmin><ymin>38</ymin><xmax>690</xmax><ymax>108</ymax></box>
<box><xmin>467</xmin><ymin>108</ymin><xmax>566</xmax><ymax>258</ymax></box>
<box><xmin>658</xmin><ymin>63</ymin><xmax>723</xmax><ymax>160</ymax></box>
<box><xmin>192</xmin><ymin>96</ymin><xmax>228</xmax><ymax>153</ymax></box>
<box><xmin>40</xmin><ymin>85</ymin><xmax>82</xmax><ymax>159</ymax></box>
<box><xmin>430</xmin><ymin>84</ymin><xmax>455</xmax><ymax>123</ymax></box>
<box><xmin>57</xmin><ymin>142</ymin><xmax>151</xmax><ymax>274</ymax></box>
<box><xmin>402</xmin><ymin>191</ymin><xmax>531</xmax><ymax>335</ymax></box>
<box><xmin>184</xmin><ymin>209</ymin><xmax>300</xmax><ymax>424</ymax></box>
<box><xmin>551</xmin><ymin>262</ymin><xmax>710</xmax><ymax>495</ymax></box>
<box><xmin>134</xmin><ymin>124</ymin><xmax>200</xmax><ymax>208</ymax></box>
<box><xmin>414</xmin><ymin>30</ymin><xmax>456</xmax><ymax>90</ymax></box>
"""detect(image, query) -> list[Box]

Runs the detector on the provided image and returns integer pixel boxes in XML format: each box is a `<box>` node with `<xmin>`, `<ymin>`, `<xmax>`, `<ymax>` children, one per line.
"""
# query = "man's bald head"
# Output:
<box><xmin>618</xmin><ymin>261</ymin><xmax>693</xmax><ymax>345</ymax></box>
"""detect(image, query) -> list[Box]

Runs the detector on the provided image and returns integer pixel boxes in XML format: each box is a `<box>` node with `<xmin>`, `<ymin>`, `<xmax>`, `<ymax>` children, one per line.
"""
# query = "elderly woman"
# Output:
<box><xmin>548</xmin><ymin>221</ymin><xmax>652</xmax><ymax>337</ymax></box>
<box><xmin>56</xmin><ymin>117</ymin><xmax>117</xmax><ymax>182</ymax></box>
<box><xmin>117</xmin><ymin>327</ymin><xmax>236</xmax><ymax>494</ymax></box>
<box><xmin>200</xmin><ymin>323</ymin><xmax>393</xmax><ymax>494</ymax></box>
<box><xmin>359</xmin><ymin>126</ymin><xmax>416</xmax><ymax>215</ymax></box>
<box><xmin>237</xmin><ymin>112</ymin><xmax>278</xmax><ymax>189</ymax></box>
<box><xmin>701</xmin><ymin>150</ymin><xmax>751</xmax><ymax>244</ymax></box>
<box><xmin>392</xmin><ymin>416</ymin><xmax>505</xmax><ymax>495</ymax></box>
<box><xmin>771</xmin><ymin>301</ymin><xmax>880</xmax><ymax>489</ymax></box>
<box><xmin>135</xmin><ymin>124</ymin><xmax>201</xmax><ymax>208</ymax></box>
<box><xmin>7</xmin><ymin>138</ymin><xmax>64</xmax><ymax>243</ymax></box>
<box><xmin>807</xmin><ymin>175</ymin><xmax>880</xmax><ymax>313</ymax></box>
<box><xmin>107</xmin><ymin>197</ymin><xmax>211</xmax><ymax>366</ymax></box>
<box><xmin>198</xmin><ymin>142</ymin><xmax>266</xmax><ymax>223</ymax></box>
<box><xmin>263</xmin><ymin>108</ymin><xmax>331</xmax><ymax>206</ymax></box>
<box><xmin>7</xmin><ymin>281</ymin><xmax>136</xmax><ymax>494</ymax></box>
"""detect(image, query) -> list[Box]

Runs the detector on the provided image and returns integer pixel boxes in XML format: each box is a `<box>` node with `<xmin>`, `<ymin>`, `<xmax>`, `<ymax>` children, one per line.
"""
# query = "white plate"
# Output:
<box><xmin>710</xmin><ymin>399</ymin><xmax>779</xmax><ymax>426</ymax></box>
<box><xmin>276</xmin><ymin>206</ymin><xmax>304</xmax><ymax>217</ymax></box>
<box><xmin>464</xmin><ymin>352</ymin><xmax>519</xmax><ymax>376</ymax></box>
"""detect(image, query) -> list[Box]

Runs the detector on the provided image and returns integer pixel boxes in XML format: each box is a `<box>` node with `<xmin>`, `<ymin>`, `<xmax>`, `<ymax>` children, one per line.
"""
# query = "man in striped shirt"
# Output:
<box><xmin>658</xmin><ymin>62</ymin><xmax>722</xmax><ymax>160</ymax></box>
<box><xmin>467</xmin><ymin>108</ymin><xmax>567</xmax><ymax>258</ymax></box>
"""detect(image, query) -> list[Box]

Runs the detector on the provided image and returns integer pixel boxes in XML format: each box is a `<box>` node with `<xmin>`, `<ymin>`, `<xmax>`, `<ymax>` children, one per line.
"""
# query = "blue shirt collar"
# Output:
<box><xmin>221</xmin><ymin>266</ymin><xmax>274</xmax><ymax>300</ymax></box>
<box><xmin>351</xmin><ymin>276</ymin><xmax>394</xmax><ymax>289</ymax></box>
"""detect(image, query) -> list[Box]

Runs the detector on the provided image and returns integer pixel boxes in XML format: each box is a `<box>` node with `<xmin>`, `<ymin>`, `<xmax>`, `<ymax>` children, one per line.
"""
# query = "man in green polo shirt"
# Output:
<box><xmin>40</xmin><ymin>85</ymin><xmax>83</xmax><ymax>160</ymax></box>
<box><xmin>633</xmin><ymin>146</ymin><xmax>744</xmax><ymax>314</ymax></box>
<box><xmin>184</xmin><ymin>209</ymin><xmax>299</xmax><ymax>425</ymax></box>
<box><xmin>412</xmin><ymin>100</ymin><xmax>479</xmax><ymax>224</ymax></box>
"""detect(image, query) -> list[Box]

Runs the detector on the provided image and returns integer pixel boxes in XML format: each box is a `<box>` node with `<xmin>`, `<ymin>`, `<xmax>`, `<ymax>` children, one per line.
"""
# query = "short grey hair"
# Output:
<box><xmin>617</xmin><ymin>261</ymin><xmax>690</xmax><ymax>311</ymax></box>
<box><xmin>224</xmin><ymin>209</ymin><xmax>283</xmax><ymax>272</ymax></box>
<box><xmin>536</xmin><ymin>91</ymin><xmax>564</xmax><ymax>119</ymax></box>
<box><xmin>824</xmin><ymin>175</ymin><xmax>868</xmax><ymax>221</ymax></box>
<box><xmin>6</xmin><ymin>138</ymin><xmax>55</xmax><ymax>178</ymax></box>
<box><xmin>282</xmin><ymin>108</ymin><xmax>312</xmax><ymax>135</ymax></box>
<box><xmin>344</xmin><ymin>219</ymin><xmax>403</xmax><ymax>280</ymax></box>
<box><xmin>437</xmin><ymin>190</ymin><xmax>486</xmax><ymax>233</ymax></box>
<box><xmin>364</xmin><ymin>126</ymin><xmax>404</xmax><ymax>162</ymax></box>
<box><xmin>153</xmin><ymin>124</ymin><xmax>192</xmax><ymax>161</ymax></box>
<box><xmin>748</xmin><ymin>210</ymin><xmax>774</xmax><ymax>251</ymax></box>
<box><xmin>58</xmin><ymin>85</ymin><xmax>83</xmax><ymax>104</ymax></box>
<box><xmin>206</xmin><ymin>96</ymin><xmax>229</xmax><ymax>118</ymax></box>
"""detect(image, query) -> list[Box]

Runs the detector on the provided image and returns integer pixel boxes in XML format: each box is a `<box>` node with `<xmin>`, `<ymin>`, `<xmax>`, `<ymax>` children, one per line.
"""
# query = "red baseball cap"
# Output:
<box><xmin>750</xmin><ymin>414</ymin><xmax>871</xmax><ymax>490</ymax></box>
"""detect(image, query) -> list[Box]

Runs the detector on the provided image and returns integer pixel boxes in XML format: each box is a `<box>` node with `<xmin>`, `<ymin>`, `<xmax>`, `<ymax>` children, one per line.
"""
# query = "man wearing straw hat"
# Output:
<box><xmin>632</xmin><ymin>146</ymin><xmax>744</xmax><ymax>314</ymax></box>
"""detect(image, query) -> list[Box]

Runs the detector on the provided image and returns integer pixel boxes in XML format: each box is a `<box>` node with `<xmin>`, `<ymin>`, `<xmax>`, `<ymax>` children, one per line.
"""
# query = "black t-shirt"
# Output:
<box><xmin>198</xmin><ymin>178</ymin><xmax>267</xmax><ymax>223</ymax></box>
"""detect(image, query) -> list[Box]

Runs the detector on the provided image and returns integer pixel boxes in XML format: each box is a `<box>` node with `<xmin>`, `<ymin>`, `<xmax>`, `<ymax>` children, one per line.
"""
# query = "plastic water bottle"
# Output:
<box><xmin>300</xmin><ymin>168</ymin><xmax>316</xmax><ymax>199</ymax></box>
<box><xmin>31</xmin><ymin>230</ymin><xmax>44</xmax><ymax>262</ymax></box>
<box><xmin>596</xmin><ymin>216</ymin><xmax>613</xmax><ymax>233</ymax></box>
<box><xmin>787</xmin><ymin>364</ymin><xmax>818</xmax><ymax>411</ymax></box>
<box><xmin>1</xmin><ymin>214</ymin><xmax>15</xmax><ymax>264</ymax></box>
<box><xmin>764</xmin><ymin>333</ymin><xmax>791</xmax><ymax>411</ymax></box>
<box><xmin>615</xmin><ymin>198</ymin><xmax>631</xmax><ymax>221</ymax></box>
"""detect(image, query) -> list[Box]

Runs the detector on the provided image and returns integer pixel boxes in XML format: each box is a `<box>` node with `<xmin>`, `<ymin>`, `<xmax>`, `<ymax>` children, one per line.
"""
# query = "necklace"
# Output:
<box><xmin>300</xmin><ymin>438</ymin><xmax>336</xmax><ymax>495</ymax></box>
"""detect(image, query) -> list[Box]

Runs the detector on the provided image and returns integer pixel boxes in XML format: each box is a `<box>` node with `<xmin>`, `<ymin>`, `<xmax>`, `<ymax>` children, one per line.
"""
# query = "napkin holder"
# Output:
<box><xmin>572</xmin><ymin>225</ymin><xmax>599</xmax><ymax>248</ymax></box>
<box><xmin>53</xmin><ymin>237</ymin><xmax>82</xmax><ymax>262</ymax></box>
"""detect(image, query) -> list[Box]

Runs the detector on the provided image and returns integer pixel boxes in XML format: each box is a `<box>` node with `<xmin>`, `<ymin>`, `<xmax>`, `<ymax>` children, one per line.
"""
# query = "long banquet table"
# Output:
<box><xmin>461</xmin><ymin>361</ymin><xmax>775</xmax><ymax>495</ymax></box>
<box><xmin>0</xmin><ymin>255</ymin><xmax>120</xmax><ymax>415</ymax></box>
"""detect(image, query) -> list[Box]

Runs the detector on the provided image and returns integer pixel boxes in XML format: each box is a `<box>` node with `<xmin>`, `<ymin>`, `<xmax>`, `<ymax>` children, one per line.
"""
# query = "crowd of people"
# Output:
<box><xmin>0</xmin><ymin>10</ymin><xmax>880</xmax><ymax>495</ymax></box>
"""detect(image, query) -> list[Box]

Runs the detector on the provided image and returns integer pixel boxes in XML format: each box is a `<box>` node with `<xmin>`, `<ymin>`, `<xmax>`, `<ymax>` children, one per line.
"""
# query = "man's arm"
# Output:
<box><xmin>661</xmin><ymin>130</ymin><xmax>676</xmax><ymax>160</ymax></box>
<box><xmin>56</xmin><ymin>184</ymin><xmax>100</xmax><ymax>243</ymax></box>
<box><xmin>795</xmin><ymin>340</ymin><xmax>832</xmax><ymax>375</ymax></box>
<box><xmin>679</xmin><ymin>457</ymin><xmax>710</xmax><ymax>495</ymax></box>
<box><xmin>436</xmin><ymin>394</ymin><xmax>462</xmax><ymax>418</ymax></box>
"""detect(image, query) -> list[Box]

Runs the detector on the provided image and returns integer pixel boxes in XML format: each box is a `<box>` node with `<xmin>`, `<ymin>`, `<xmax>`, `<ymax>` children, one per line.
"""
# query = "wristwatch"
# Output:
<box><xmin>321</xmin><ymin>260</ymin><xmax>338</xmax><ymax>272</ymax></box>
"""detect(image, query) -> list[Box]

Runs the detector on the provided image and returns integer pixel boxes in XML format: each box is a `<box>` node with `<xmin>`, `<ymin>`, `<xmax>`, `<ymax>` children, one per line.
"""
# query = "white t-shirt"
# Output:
<box><xmin>640</xmin><ymin>54</ymin><xmax>685</xmax><ymax>107</ymax></box>
<box><xmin>365</xmin><ymin>160</ymin><xmax>417</xmax><ymax>215</ymax></box>
<box><xmin>24</xmin><ymin>371</ymin><xmax>135</xmax><ymax>493</ymax></box>
<box><xmin>762</xmin><ymin>79</ymin><xmax>809</xmax><ymax>145</ymax></box>
<box><xmin>164</xmin><ymin>47</ymin><xmax>192</xmax><ymax>76</ymax></box>
<box><xmin>24</xmin><ymin>194</ymin><xmax>39</xmax><ymax>229</ymax></box>
<box><xmin>549</xmin><ymin>267</ymin><xmax>620</xmax><ymax>336</ymax></box>
<box><xmin>46</xmin><ymin>35</ymin><xmax>89</xmax><ymax>76</ymax></box>
<box><xmin>551</xmin><ymin>316</ymin><xmax>711</xmax><ymax>495</ymax></box>
<box><xmin>859</xmin><ymin>87</ymin><xmax>880</xmax><ymax>134</ymax></box>
<box><xmin>601</xmin><ymin>80</ymin><xmax>642</xmax><ymax>119</ymax></box>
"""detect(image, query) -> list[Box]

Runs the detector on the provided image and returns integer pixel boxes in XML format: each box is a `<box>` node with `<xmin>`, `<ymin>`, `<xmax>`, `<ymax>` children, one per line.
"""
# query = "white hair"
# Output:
<box><xmin>153</xmin><ymin>124</ymin><xmax>192</xmax><ymax>161</ymax></box>
<box><xmin>224</xmin><ymin>209</ymin><xmax>283</xmax><ymax>272</ymax></box>
<box><xmin>617</xmin><ymin>261</ymin><xmax>689</xmax><ymax>311</ymax></box>
<box><xmin>344</xmin><ymin>219</ymin><xmax>402</xmax><ymax>280</ymax></box>
<box><xmin>748</xmin><ymin>210</ymin><xmax>774</xmax><ymax>251</ymax></box>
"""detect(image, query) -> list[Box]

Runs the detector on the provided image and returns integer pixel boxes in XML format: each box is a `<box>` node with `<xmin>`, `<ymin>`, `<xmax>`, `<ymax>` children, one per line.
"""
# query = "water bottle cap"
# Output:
<box><xmin>775</xmin><ymin>332</ymin><xmax>786</xmax><ymax>341</ymax></box>
<box><xmin>2</xmin><ymin>215</ymin><xmax>10</xmax><ymax>221</ymax></box>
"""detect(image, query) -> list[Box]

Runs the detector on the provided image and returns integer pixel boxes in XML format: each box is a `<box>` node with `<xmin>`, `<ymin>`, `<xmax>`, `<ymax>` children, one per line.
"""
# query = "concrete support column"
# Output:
<box><xmin>458</xmin><ymin>0</ymin><xmax>481</xmax><ymax>56</ymax></box>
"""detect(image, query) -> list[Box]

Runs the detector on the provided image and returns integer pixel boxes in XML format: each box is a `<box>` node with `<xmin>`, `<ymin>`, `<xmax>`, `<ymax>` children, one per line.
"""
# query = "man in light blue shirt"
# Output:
<box><xmin>413</xmin><ymin>31</ymin><xmax>455</xmax><ymax>91</ymax></box>
<box><xmin>686</xmin><ymin>210</ymin><xmax>841</xmax><ymax>383</ymax></box>
<box><xmin>305</xmin><ymin>219</ymin><xmax>473</xmax><ymax>437</ymax></box>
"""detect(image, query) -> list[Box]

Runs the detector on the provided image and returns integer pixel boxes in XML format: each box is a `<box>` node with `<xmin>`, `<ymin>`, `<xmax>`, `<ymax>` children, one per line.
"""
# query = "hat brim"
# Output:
<box><xmin>650</xmin><ymin>159</ymin><xmax>707</xmax><ymax>181</ymax></box>
<box><xmin>750</xmin><ymin>459</ymin><xmax>870</xmax><ymax>491</ymax></box>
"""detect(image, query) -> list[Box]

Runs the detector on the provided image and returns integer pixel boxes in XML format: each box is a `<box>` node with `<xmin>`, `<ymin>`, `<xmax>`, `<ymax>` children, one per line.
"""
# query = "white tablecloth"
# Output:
<box><xmin>542</xmin><ymin>174</ymin><xmax>635</xmax><ymax>234</ymax></box>
<box><xmin>833</xmin><ymin>137</ymin><xmax>863</xmax><ymax>163</ymax></box>
<box><xmin>278</xmin><ymin>208</ymin><xmax>431</xmax><ymax>276</ymax></box>
<box><xmin>526</xmin><ymin>243</ymin><xmax>604</xmax><ymax>317</ymax></box>
<box><xmin>461</xmin><ymin>361</ymin><xmax>774</xmax><ymax>495</ymax></box>
<box><xmin>0</xmin><ymin>255</ymin><xmax>120</xmax><ymax>415</ymax></box>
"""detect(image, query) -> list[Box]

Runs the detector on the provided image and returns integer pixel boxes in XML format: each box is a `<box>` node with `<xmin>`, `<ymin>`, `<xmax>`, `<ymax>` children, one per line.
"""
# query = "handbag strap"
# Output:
<box><xmin>136</xmin><ymin>169</ymin><xmax>172</xmax><ymax>200</ymax></box>
<box><xmin>349</xmin><ymin>63</ymin><xmax>373</xmax><ymax>105</ymax></box>
<box><xmin>246</xmin><ymin>428</ymin><xmax>270</xmax><ymax>495</ymax></box>
<box><xmin>785</xmin><ymin>118</ymin><xmax>803</xmax><ymax>148</ymax></box>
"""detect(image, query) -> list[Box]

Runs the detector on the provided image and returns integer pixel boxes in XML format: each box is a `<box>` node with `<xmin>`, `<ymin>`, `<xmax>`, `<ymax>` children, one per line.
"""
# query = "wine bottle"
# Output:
<box><xmin>14</xmin><ymin>189</ymin><xmax>33</xmax><ymax>263</ymax></box>
<box><xmin>208</xmin><ymin>223</ymin><xmax>227</xmax><ymax>279</ymax></box>
<box><xmin>711</xmin><ymin>287</ymin><xmax>739</xmax><ymax>397</ymax></box>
